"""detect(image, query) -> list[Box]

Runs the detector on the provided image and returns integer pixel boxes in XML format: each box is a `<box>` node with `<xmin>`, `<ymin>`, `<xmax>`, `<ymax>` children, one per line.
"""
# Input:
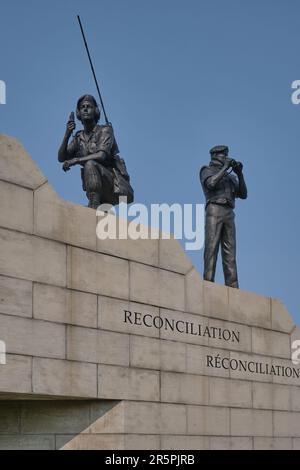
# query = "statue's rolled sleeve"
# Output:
<box><xmin>200</xmin><ymin>166</ymin><xmax>214</xmax><ymax>188</ymax></box>
<box><xmin>98</xmin><ymin>125</ymin><xmax>114</xmax><ymax>155</ymax></box>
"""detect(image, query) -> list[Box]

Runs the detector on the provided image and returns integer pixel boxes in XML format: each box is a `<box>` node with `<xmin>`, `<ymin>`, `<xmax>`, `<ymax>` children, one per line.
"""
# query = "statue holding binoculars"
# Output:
<box><xmin>200</xmin><ymin>145</ymin><xmax>248</xmax><ymax>288</ymax></box>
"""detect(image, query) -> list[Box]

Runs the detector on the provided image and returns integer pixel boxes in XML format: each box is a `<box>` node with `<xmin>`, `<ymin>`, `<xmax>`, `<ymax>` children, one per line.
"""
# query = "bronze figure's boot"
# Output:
<box><xmin>87</xmin><ymin>191</ymin><xmax>101</xmax><ymax>209</ymax></box>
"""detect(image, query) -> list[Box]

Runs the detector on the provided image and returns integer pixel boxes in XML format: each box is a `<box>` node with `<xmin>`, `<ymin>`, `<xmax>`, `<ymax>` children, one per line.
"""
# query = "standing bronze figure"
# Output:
<box><xmin>58</xmin><ymin>94</ymin><xmax>133</xmax><ymax>209</ymax></box>
<box><xmin>200</xmin><ymin>145</ymin><xmax>248</xmax><ymax>288</ymax></box>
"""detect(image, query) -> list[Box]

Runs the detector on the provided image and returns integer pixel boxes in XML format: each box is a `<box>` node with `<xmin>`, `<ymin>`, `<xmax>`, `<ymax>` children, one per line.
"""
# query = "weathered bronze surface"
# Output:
<box><xmin>58</xmin><ymin>95</ymin><xmax>133</xmax><ymax>209</ymax></box>
<box><xmin>200</xmin><ymin>145</ymin><xmax>248</xmax><ymax>288</ymax></box>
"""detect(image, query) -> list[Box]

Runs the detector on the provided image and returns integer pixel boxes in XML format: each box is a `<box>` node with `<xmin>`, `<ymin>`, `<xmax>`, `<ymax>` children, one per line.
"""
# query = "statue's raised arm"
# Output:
<box><xmin>58</xmin><ymin>94</ymin><xmax>133</xmax><ymax>209</ymax></box>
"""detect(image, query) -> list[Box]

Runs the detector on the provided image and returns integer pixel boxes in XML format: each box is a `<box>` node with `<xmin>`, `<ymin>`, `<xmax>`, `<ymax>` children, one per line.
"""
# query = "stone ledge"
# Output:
<box><xmin>0</xmin><ymin>135</ymin><xmax>47</xmax><ymax>190</ymax></box>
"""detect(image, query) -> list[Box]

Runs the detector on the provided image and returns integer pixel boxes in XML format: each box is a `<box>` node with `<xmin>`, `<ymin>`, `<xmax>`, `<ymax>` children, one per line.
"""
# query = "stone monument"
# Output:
<box><xmin>0</xmin><ymin>135</ymin><xmax>300</xmax><ymax>450</ymax></box>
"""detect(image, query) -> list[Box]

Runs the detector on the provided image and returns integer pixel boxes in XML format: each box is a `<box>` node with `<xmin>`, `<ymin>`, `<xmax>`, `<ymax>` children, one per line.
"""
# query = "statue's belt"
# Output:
<box><xmin>206</xmin><ymin>199</ymin><xmax>235</xmax><ymax>209</ymax></box>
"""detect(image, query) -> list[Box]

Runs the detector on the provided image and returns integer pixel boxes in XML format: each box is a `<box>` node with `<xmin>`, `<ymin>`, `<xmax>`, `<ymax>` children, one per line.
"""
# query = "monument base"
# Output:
<box><xmin>0</xmin><ymin>135</ymin><xmax>299</xmax><ymax>450</ymax></box>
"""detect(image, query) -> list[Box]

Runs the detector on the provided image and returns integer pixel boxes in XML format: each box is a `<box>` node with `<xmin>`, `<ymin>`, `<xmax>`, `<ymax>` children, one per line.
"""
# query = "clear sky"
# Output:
<box><xmin>1</xmin><ymin>0</ymin><xmax>299</xmax><ymax>325</ymax></box>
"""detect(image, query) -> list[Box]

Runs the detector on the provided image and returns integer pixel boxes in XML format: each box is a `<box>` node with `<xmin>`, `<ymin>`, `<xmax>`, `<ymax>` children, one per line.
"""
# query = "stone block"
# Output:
<box><xmin>154</xmin><ymin>403</ymin><xmax>187</xmax><ymax>435</ymax></box>
<box><xmin>161</xmin><ymin>372</ymin><xmax>209</xmax><ymax>405</ymax></box>
<box><xmin>293</xmin><ymin>438</ymin><xmax>300</xmax><ymax>449</ymax></box>
<box><xmin>0</xmin><ymin>354</ymin><xmax>32</xmax><ymax>394</ymax></box>
<box><xmin>33</xmin><ymin>283</ymin><xmax>97</xmax><ymax>328</ymax></box>
<box><xmin>0</xmin><ymin>228</ymin><xmax>66</xmax><ymax>287</ymax></box>
<box><xmin>273</xmin><ymin>411</ymin><xmax>300</xmax><ymax>437</ymax></box>
<box><xmin>252</xmin><ymin>382</ymin><xmax>291</xmax><ymax>411</ymax></box>
<box><xmin>271</xmin><ymin>299</ymin><xmax>295</xmax><ymax>333</ymax></box>
<box><xmin>98</xmin><ymin>365</ymin><xmax>159</xmax><ymax>401</ymax></box>
<box><xmin>208</xmin><ymin>377</ymin><xmax>252</xmax><ymax>408</ymax></box>
<box><xmin>291</xmin><ymin>326</ymin><xmax>300</xmax><ymax>344</ymax></box>
<box><xmin>159</xmin><ymin>339</ymin><xmax>186</xmax><ymax>372</ymax></box>
<box><xmin>161</xmin><ymin>436</ymin><xmax>210</xmax><ymax>450</ymax></box>
<box><xmin>34</xmin><ymin>183</ymin><xmax>97</xmax><ymax>250</ymax></box>
<box><xmin>185</xmin><ymin>268</ymin><xmax>204</xmax><ymax>316</ymax></box>
<box><xmin>125</xmin><ymin>435</ymin><xmax>160</xmax><ymax>450</ymax></box>
<box><xmin>67</xmin><ymin>326</ymin><xmax>129</xmax><ymax>366</ymax></box>
<box><xmin>159</xmin><ymin>308</ymin><xmax>208</xmax><ymax>346</ymax></box>
<box><xmin>208</xmin><ymin>318</ymin><xmax>251</xmax><ymax>352</ymax></box>
<box><xmin>230</xmin><ymin>409</ymin><xmax>272</xmax><ymax>436</ymax></box>
<box><xmin>252</xmin><ymin>327</ymin><xmax>291</xmax><ymax>359</ymax></box>
<box><xmin>21</xmin><ymin>401</ymin><xmax>90</xmax><ymax>434</ymax></box>
<box><xmin>270</xmin><ymin>357</ymin><xmax>300</xmax><ymax>386</ymax></box>
<box><xmin>124</xmin><ymin>402</ymin><xmax>187</xmax><ymax>435</ymax></box>
<box><xmin>0</xmin><ymin>275</ymin><xmax>32</xmax><ymax>318</ymax></box>
<box><xmin>159</xmin><ymin>237</ymin><xmax>193</xmax><ymax>274</ymax></box>
<box><xmin>253</xmin><ymin>437</ymin><xmax>292</xmax><ymax>450</ymax></box>
<box><xmin>0</xmin><ymin>314</ymin><xmax>65</xmax><ymax>359</ymax></box>
<box><xmin>187</xmin><ymin>405</ymin><xmax>230</xmax><ymax>436</ymax></box>
<box><xmin>186</xmin><ymin>344</ymin><xmax>230</xmax><ymax>378</ymax></box>
<box><xmin>129</xmin><ymin>262</ymin><xmax>185</xmax><ymax>310</ymax></box>
<box><xmin>130</xmin><ymin>263</ymin><xmax>160</xmax><ymax>306</ymax></box>
<box><xmin>203</xmin><ymin>280</ymin><xmax>229</xmax><ymax>321</ymax></box>
<box><xmin>98</xmin><ymin>297</ymin><xmax>160</xmax><ymax>338</ymax></box>
<box><xmin>0</xmin><ymin>435</ymin><xmax>55</xmax><ymax>450</ymax></box>
<box><xmin>67</xmin><ymin>247</ymin><xmax>129</xmax><ymax>299</ymax></box>
<box><xmin>0</xmin><ymin>135</ymin><xmax>47</xmax><ymax>189</ymax></box>
<box><xmin>33</xmin><ymin>358</ymin><xmax>97</xmax><ymax>398</ymax></box>
<box><xmin>229</xmin><ymin>288</ymin><xmax>271</xmax><ymax>328</ymax></box>
<box><xmin>291</xmin><ymin>386</ymin><xmax>300</xmax><ymax>411</ymax></box>
<box><xmin>129</xmin><ymin>336</ymin><xmax>186</xmax><ymax>372</ymax></box>
<box><xmin>129</xmin><ymin>336</ymin><xmax>161</xmax><ymax>370</ymax></box>
<box><xmin>209</xmin><ymin>437</ymin><xmax>253</xmax><ymax>450</ymax></box>
<box><xmin>0</xmin><ymin>402</ymin><xmax>20</xmax><ymax>433</ymax></box>
<box><xmin>57</xmin><ymin>434</ymin><xmax>124</xmax><ymax>450</ymax></box>
<box><xmin>89</xmin><ymin>401</ymin><xmax>124</xmax><ymax>434</ymax></box>
<box><xmin>97</xmin><ymin>215</ymin><xmax>159</xmax><ymax>266</ymax></box>
<box><xmin>0</xmin><ymin>180</ymin><xmax>33</xmax><ymax>233</ymax></box>
<box><xmin>229</xmin><ymin>351</ymin><xmax>273</xmax><ymax>383</ymax></box>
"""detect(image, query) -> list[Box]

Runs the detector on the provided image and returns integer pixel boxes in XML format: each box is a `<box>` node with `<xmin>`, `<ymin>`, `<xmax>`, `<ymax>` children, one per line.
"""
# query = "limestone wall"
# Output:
<box><xmin>0</xmin><ymin>134</ymin><xmax>300</xmax><ymax>450</ymax></box>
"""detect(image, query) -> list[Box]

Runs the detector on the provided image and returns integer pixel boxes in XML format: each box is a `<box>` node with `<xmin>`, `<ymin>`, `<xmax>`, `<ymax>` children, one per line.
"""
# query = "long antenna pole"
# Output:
<box><xmin>77</xmin><ymin>15</ymin><xmax>109</xmax><ymax>124</ymax></box>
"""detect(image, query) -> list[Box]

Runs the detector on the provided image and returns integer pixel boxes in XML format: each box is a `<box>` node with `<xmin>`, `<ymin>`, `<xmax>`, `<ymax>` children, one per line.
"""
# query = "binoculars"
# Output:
<box><xmin>226</xmin><ymin>158</ymin><xmax>243</xmax><ymax>171</ymax></box>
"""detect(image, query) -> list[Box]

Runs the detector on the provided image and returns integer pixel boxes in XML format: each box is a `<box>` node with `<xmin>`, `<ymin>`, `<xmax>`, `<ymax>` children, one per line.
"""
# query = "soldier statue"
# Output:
<box><xmin>58</xmin><ymin>94</ymin><xmax>133</xmax><ymax>209</ymax></box>
<box><xmin>200</xmin><ymin>145</ymin><xmax>248</xmax><ymax>288</ymax></box>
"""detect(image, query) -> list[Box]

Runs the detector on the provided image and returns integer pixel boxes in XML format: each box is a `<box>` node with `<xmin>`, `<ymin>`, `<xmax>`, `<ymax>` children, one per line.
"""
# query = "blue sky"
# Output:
<box><xmin>1</xmin><ymin>0</ymin><xmax>299</xmax><ymax>325</ymax></box>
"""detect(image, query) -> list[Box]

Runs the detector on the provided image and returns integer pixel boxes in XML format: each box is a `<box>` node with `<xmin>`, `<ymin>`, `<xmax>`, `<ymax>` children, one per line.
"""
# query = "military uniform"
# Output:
<box><xmin>200</xmin><ymin>156</ymin><xmax>240</xmax><ymax>288</ymax></box>
<box><xmin>67</xmin><ymin>124</ymin><xmax>119</xmax><ymax>207</ymax></box>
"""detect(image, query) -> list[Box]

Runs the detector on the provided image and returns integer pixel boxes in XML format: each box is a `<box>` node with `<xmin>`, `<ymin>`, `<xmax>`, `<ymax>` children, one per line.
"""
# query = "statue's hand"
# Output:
<box><xmin>224</xmin><ymin>158</ymin><xmax>233</xmax><ymax>169</ymax></box>
<box><xmin>63</xmin><ymin>158</ymin><xmax>80</xmax><ymax>172</ymax></box>
<box><xmin>62</xmin><ymin>161</ymin><xmax>71</xmax><ymax>172</ymax></box>
<box><xmin>66</xmin><ymin>120</ymin><xmax>76</xmax><ymax>137</ymax></box>
<box><xmin>233</xmin><ymin>161</ymin><xmax>243</xmax><ymax>174</ymax></box>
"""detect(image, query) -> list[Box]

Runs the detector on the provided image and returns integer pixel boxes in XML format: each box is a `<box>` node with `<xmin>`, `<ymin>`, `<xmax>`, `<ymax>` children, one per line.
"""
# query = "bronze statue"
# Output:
<box><xmin>58</xmin><ymin>94</ymin><xmax>133</xmax><ymax>209</ymax></box>
<box><xmin>200</xmin><ymin>145</ymin><xmax>248</xmax><ymax>288</ymax></box>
